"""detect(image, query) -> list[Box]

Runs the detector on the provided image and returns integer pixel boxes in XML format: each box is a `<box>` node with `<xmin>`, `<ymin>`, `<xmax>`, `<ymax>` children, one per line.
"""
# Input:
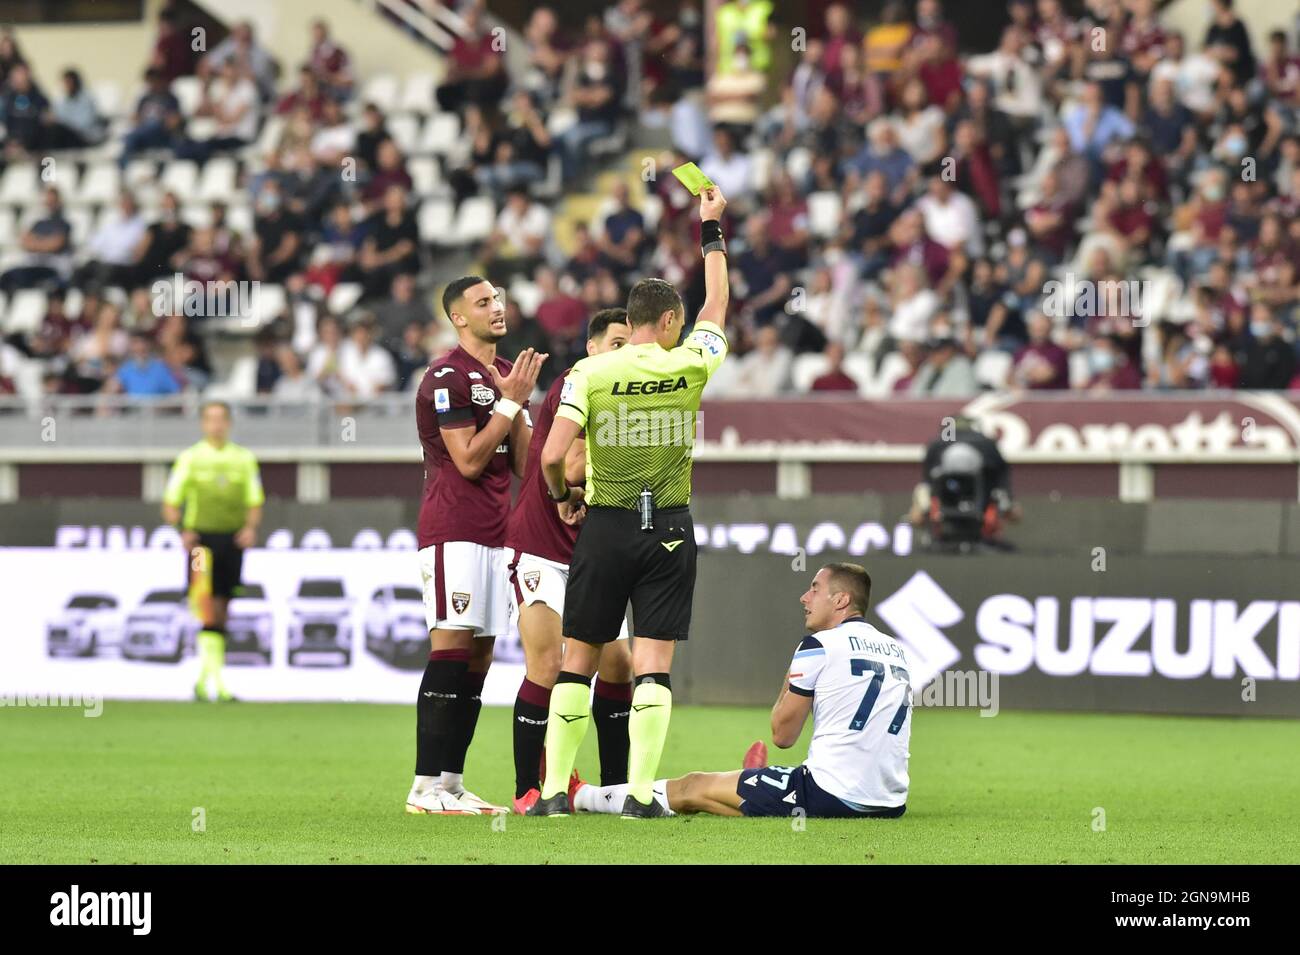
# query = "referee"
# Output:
<box><xmin>161</xmin><ymin>400</ymin><xmax>265</xmax><ymax>702</ymax></box>
<box><xmin>530</xmin><ymin>185</ymin><xmax>730</xmax><ymax>817</ymax></box>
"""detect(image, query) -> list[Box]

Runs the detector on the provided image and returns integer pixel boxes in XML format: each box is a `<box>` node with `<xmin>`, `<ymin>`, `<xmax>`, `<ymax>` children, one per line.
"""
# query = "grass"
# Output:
<box><xmin>1</xmin><ymin>702</ymin><xmax>1297</xmax><ymax>864</ymax></box>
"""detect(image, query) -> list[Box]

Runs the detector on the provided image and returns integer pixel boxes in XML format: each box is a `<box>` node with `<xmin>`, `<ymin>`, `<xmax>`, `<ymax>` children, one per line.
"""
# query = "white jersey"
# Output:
<box><xmin>788</xmin><ymin>617</ymin><xmax>912</xmax><ymax>809</ymax></box>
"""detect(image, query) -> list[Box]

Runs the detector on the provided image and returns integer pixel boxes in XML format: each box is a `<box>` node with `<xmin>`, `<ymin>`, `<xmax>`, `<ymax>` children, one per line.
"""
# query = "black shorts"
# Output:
<box><xmin>737</xmin><ymin>765</ymin><xmax>907</xmax><ymax>819</ymax></box>
<box><xmin>563</xmin><ymin>506</ymin><xmax>697</xmax><ymax>643</ymax></box>
<box><xmin>191</xmin><ymin>532</ymin><xmax>245</xmax><ymax>599</ymax></box>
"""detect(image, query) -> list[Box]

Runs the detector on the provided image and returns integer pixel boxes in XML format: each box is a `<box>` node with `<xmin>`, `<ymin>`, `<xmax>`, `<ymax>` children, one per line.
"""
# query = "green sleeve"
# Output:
<box><xmin>679</xmin><ymin>320</ymin><xmax>729</xmax><ymax>380</ymax></box>
<box><xmin>162</xmin><ymin>450</ymin><xmax>192</xmax><ymax>507</ymax></box>
<box><xmin>556</xmin><ymin>362</ymin><xmax>590</xmax><ymax>429</ymax></box>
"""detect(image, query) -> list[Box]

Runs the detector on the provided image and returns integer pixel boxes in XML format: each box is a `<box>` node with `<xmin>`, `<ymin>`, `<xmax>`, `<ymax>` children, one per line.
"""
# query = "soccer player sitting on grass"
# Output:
<box><xmin>567</xmin><ymin>564</ymin><xmax>912</xmax><ymax>819</ymax></box>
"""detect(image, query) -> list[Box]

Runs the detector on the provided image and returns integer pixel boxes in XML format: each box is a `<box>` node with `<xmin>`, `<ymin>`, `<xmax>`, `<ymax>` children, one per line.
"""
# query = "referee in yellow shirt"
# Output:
<box><xmin>529</xmin><ymin>185</ymin><xmax>730</xmax><ymax>817</ymax></box>
<box><xmin>162</xmin><ymin>401</ymin><xmax>265</xmax><ymax>702</ymax></box>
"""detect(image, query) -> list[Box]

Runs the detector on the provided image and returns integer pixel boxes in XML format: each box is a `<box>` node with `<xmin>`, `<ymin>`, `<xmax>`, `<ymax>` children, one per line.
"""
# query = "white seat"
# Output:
<box><xmin>841</xmin><ymin>353</ymin><xmax>876</xmax><ymax>394</ymax></box>
<box><xmin>420</xmin><ymin>113</ymin><xmax>461</xmax><ymax>156</ymax></box>
<box><xmin>226</xmin><ymin>204</ymin><xmax>254</xmax><ymax>236</ymax></box>
<box><xmin>76</xmin><ymin>162</ymin><xmax>122</xmax><ymax>206</ymax></box>
<box><xmin>204</xmin><ymin>355</ymin><xmax>258</xmax><ymax>399</ymax></box>
<box><xmin>185</xmin><ymin>116</ymin><xmax>218</xmax><ymax>141</ymax></box>
<box><xmin>400</xmin><ymin>73</ymin><xmax>438</xmax><ymax>114</ymax></box>
<box><xmin>641</xmin><ymin>193</ymin><xmax>663</xmax><ymax>233</ymax></box>
<box><xmin>418</xmin><ymin>198</ymin><xmax>454</xmax><ymax>243</ymax></box>
<box><xmin>507</xmin><ymin>278</ymin><xmax>542</xmax><ymax>317</ymax></box>
<box><xmin>1068</xmin><ymin>349</ymin><xmax>1091</xmax><ymax>389</ymax></box>
<box><xmin>748</xmin><ymin>147</ymin><xmax>775</xmax><ymax>193</ymax></box>
<box><xmin>0</xmin><ymin>208</ymin><xmax>16</xmax><ymax>248</ymax></box>
<box><xmin>181</xmin><ymin>204</ymin><xmax>213</xmax><ymax>229</ymax></box>
<box><xmin>197</xmin><ymin>158</ymin><xmax>239</xmax><ymax>203</ymax></box>
<box><xmin>807</xmin><ymin>191</ymin><xmax>843</xmax><ymax>239</ymax></box>
<box><xmin>327</xmin><ymin>282</ymin><xmax>363</xmax><ymax>315</ymax></box>
<box><xmin>253</xmin><ymin>115</ymin><xmax>284</xmax><ymax>157</ymax></box>
<box><xmin>124</xmin><ymin>159</ymin><xmax>158</xmax><ymax>191</ymax></box>
<box><xmin>0</xmin><ymin>164</ymin><xmax>38</xmax><ymax>206</ymax></box>
<box><xmin>171</xmin><ymin>76</ymin><xmax>204</xmax><ymax>116</ymax></box>
<box><xmin>973</xmin><ymin>350</ymin><xmax>1012</xmax><ymax>390</ymax></box>
<box><xmin>791</xmin><ymin>353</ymin><xmax>831</xmax><ymax>393</ymax></box>
<box><xmin>5</xmin><ymin>289</ymin><xmax>47</xmax><ymax>336</ymax></box>
<box><xmin>91</xmin><ymin>80</ymin><xmax>124</xmax><ymax>118</ymax></box>
<box><xmin>452</xmin><ymin>196</ymin><xmax>495</xmax><ymax>245</ymax></box>
<box><xmin>386</xmin><ymin>114</ymin><xmax>420</xmax><ymax>155</ymax></box>
<box><xmin>786</xmin><ymin>147</ymin><xmax>813</xmax><ymax>184</ymax></box>
<box><xmin>46</xmin><ymin>163</ymin><xmax>81</xmax><ymax>200</ymax></box>
<box><xmin>408</xmin><ymin>157</ymin><xmax>441</xmax><ymax>197</ymax></box>
<box><xmin>868</xmin><ymin>351</ymin><xmax>912</xmax><ymax>397</ymax></box>
<box><xmin>250</xmin><ymin>283</ymin><xmax>287</xmax><ymax>323</ymax></box>
<box><xmin>160</xmin><ymin>160</ymin><xmax>199</xmax><ymax>198</ymax></box>
<box><xmin>361</xmin><ymin>73</ymin><xmax>400</xmax><ymax>113</ymax></box>
<box><xmin>64</xmin><ymin>207</ymin><xmax>93</xmax><ymax>246</ymax></box>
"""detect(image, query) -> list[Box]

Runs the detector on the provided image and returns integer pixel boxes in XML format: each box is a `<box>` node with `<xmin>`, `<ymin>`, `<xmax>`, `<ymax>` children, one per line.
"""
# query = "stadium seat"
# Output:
<box><xmin>0</xmin><ymin>208</ymin><xmax>15</xmax><ymax>249</ymax></box>
<box><xmin>408</xmin><ymin>157</ymin><xmax>442</xmax><ymax>197</ymax></box>
<box><xmin>507</xmin><ymin>278</ymin><xmax>542</xmax><ymax>318</ymax></box>
<box><xmin>124</xmin><ymin>159</ymin><xmax>158</xmax><ymax>192</ymax></box>
<box><xmin>452</xmin><ymin>196</ymin><xmax>495</xmax><ymax>245</ymax></box>
<box><xmin>641</xmin><ymin>193</ymin><xmax>663</xmax><ymax>233</ymax></box>
<box><xmin>90</xmin><ymin>80</ymin><xmax>124</xmax><ymax>118</ymax></box>
<box><xmin>791</xmin><ymin>353</ymin><xmax>831</xmax><ymax>393</ymax></box>
<box><xmin>399</xmin><ymin>73</ymin><xmax>438</xmax><ymax>114</ymax></box>
<box><xmin>869</xmin><ymin>351</ymin><xmax>912</xmax><ymax>397</ymax></box>
<box><xmin>974</xmin><ymin>350</ymin><xmax>1012</xmax><ymax>390</ymax></box>
<box><xmin>417</xmin><ymin>198</ymin><xmax>454</xmax><ymax>244</ymax></box>
<box><xmin>161</xmin><ymin>161</ymin><xmax>200</xmax><ymax>199</ymax></box>
<box><xmin>807</xmin><ymin>191</ymin><xmax>843</xmax><ymax>239</ymax></box>
<box><xmin>76</xmin><ymin>163</ymin><xmax>122</xmax><ymax>206</ymax></box>
<box><xmin>226</xmin><ymin>204</ymin><xmax>254</xmax><ymax>236</ymax></box>
<box><xmin>327</xmin><ymin>283</ymin><xmax>364</xmax><ymax>315</ymax></box>
<box><xmin>64</xmin><ymin>208</ymin><xmax>93</xmax><ymax>247</ymax></box>
<box><xmin>786</xmin><ymin>147</ymin><xmax>813</xmax><ymax>185</ymax></box>
<box><xmin>204</xmin><ymin>355</ymin><xmax>258</xmax><ymax>400</ymax></box>
<box><xmin>419</xmin><ymin>113</ymin><xmax>461</xmax><ymax>156</ymax></box>
<box><xmin>46</xmin><ymin>163</ymin><xmax>81</xmax><ymax>201</ymax></box>
<box><xmin>1068</xmin><ymin>349</ymin><xmax>1091</xmax><ymax>389</ymax></box>
<box><xmin>0</xmin><ymin>164</ymin><xmax>38</xmax><ymax>206</ymax></box>
<box><xmin>181</xmin><ymin>204</ymin><xmax>213</xmax><ymax>230</ymax></box>
<box><xmin>252</xmin><ymin>115</ymin><xmax>285</xmax><ymax>158</ymax></box>
<box><xmin>841</xmin><ymin>353</ymin><xmax>876</xmax><ymax>394</ymax></box>
<box><xmin>171</xmin><ymin>76</ymin><xmax>203</xmax><ymax>117</ymax></box>
<box><xmin>250</xmin><ymin>283</ymin><xmax>287</xmax><ymax>324</ymax></box>
<box><xmin>386</xmin><ymin>114</ymin><xmax>420</xmax><ymax>155</ymax></box>
<box><xmin>4</xmin><ymin>289</ymin><xmax>47</xmax><ymax>336</ymax></box>
<box><xmin>360</xmin><ymin>73</ymin><xmax>400</xmax><ymax>113</ymax></box>
<box><xmin>749</xmin><ymin>148</ymin><xmax>775</xmax><ymax>194</ymax></box>
<box><xmin>197</xmin><ymin>158</ymin><xmax>239</xmax><ymax>204</ymax></box>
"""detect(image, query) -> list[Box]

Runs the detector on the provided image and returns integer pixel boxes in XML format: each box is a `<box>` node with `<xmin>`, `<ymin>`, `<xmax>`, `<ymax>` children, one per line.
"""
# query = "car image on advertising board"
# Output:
<box><xmin>120</xmin><ymin>589</ymin><xmax>199</xmax><ymax>663</ymax></box>
<box><xmin>364</xmin><ymin>584</ymin><xmax>428</xmax><ymax>668</ymax></box>
<box><xmin>226</xmin><ymin>582</ymin><xmax>273</xmax><ymax>665</ymax></box>
<box><xmin>287</xmin><ymin>577</ymin><xmax>353</xmax><ymax>667</ymax></box>
<box><xmin>45</xmin><ymin>594</ymin><xmax>122</xmax><ymax>658</ymax></box>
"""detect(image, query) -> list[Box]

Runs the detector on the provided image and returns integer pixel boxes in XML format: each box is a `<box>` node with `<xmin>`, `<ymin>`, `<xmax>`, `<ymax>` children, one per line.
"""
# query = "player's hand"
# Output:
<box><xmin>558</xmin><ymin>486</ymin><xmax>587</xmax><ymax>525</ymax></box>
<box><xmin>700</xmin><ymin>185</ymin><xmax>726</xmax><ymax>221</ymax></box>
<box><xmin>491</xmin><ymin>348</ymin><xmax>549</xmax><ymax>403</ymax></box>
<box><xmin>180</xmin><ymin>530</ymin><xmax>199</xmax><ymax>553</ymax></box>
<box><xmin>235</xmin><ymin>526</ymin><xmax>256</xmax><ymax>549</ymax></box>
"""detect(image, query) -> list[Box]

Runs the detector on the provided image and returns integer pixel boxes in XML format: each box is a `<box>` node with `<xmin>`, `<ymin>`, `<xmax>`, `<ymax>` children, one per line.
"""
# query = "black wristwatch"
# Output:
<box><xmin>548</xmin><ymin>485</ymin><xmax>575</xmax><ymax>504</ymax></box>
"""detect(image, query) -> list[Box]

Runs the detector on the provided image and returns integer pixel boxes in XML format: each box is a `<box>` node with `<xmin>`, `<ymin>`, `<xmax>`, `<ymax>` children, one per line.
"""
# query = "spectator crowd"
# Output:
<box><xmin>0</xmin><ymin>0</ymin><xmax>1297</xmax><ymax>405</ymax></box>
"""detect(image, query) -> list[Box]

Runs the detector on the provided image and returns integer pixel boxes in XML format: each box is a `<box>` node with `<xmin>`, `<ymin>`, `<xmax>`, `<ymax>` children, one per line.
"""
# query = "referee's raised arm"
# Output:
<box><xmin>695</xmin><ymin>186</ymin><xmax>730</xmax><ymax>331</ymax></box>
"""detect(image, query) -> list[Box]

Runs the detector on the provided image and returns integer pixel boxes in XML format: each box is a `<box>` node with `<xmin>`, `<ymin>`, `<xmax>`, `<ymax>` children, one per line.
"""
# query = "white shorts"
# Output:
<box><xmin>419</xmin><ymin>541</ymin><xmax>511</xmax><ymax>636</ymax></box>
<box><xmin>507</xmin><ymin>549</ymin><xmax>629</xmax><ymax>640</ymax></box>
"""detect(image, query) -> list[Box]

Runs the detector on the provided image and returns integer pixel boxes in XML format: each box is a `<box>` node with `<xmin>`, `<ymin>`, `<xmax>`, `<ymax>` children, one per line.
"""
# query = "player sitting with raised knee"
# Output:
<box><xmin>569</xmin><ymin>563</ymin><xmax>912</xmax><ymax>819</ymax></box>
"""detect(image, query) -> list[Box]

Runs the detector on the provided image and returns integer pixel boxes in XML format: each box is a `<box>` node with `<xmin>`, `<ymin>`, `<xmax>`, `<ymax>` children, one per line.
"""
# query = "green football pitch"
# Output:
<box><xmin>2</xmin><ymin>702</ymin><xmax>1296</xmax><ymax>864</ymax></box>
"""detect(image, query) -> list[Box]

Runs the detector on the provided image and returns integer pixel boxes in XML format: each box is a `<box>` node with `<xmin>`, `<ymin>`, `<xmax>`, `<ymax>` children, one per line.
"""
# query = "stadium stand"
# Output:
<box><xmin>0</xmin><ymin>0</ymin><xmax>1297</xmax><ymax>409</ymax></box>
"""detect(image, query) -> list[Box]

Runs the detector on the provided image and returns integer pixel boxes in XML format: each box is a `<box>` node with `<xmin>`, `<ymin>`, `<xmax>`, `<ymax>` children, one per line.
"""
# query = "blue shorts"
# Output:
<box><xmin>736</xmin><ymin>765</ymin><xmax>906</xmax><ymax>819</ymax></box>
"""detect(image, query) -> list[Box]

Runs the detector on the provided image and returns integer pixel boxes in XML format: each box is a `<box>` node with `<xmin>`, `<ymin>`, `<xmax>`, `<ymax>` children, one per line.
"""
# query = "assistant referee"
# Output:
<box><xmin>161</xmin><ymin>400</ymin><xmax>265</xmax><ymax>702</ymax></box>
<box><xmin>529</xmin><ymin>185</ymin><xmax>730</xmax><ymax>817</ymax></box>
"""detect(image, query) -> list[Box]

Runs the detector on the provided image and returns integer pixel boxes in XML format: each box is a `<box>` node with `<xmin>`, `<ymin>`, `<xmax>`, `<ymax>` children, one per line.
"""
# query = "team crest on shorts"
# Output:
<box><xmin>470</xmin><ymin>383</ymin><xmax>495</xmax><ymax>406</ymax></box>
<box><xmin>522</xmin><ymin>570</ymin><xmax>541</xmax><ymax>592</ymax></box>
<box><xmin>451</xmin><ymin>592</ymin><xmax>471</xmax><ymax>614</ymax></box>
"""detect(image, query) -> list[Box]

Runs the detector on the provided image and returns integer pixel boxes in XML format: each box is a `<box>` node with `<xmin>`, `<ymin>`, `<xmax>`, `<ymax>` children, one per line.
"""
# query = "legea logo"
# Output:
<box><xmin>876</xmin><ymin>571</ymin><xmax>1300</xmax><ymax>684</ymax></box>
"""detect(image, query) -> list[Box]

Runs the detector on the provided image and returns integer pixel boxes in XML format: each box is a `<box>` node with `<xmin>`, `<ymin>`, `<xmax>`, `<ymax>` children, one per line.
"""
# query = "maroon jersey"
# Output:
<box><xmin>416</xmin><ymin>344</ymin><xmax>516</xmax><ymax>549</ymax></box>
<box><xmin>505</xmin><ymin>370</ymin><xmax>578</xmax><ymax>565</ymax></box>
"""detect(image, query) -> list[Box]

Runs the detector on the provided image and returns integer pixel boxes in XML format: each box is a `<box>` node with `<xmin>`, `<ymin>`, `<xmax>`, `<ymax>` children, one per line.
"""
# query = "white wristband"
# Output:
<box><xmin>494</xmin><ymin>397</ymin><xmax>522</xmax><ymax>421</ymax></box>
